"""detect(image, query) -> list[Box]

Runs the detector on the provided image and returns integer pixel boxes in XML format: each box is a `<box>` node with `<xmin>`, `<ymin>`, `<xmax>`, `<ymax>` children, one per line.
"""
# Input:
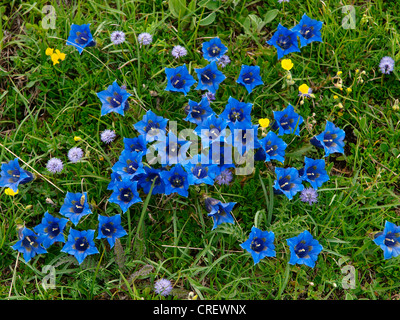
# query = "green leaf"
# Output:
<box><xmin>264</xmin><ymin>9</ymin><xmax>279</xmax><ymax>24</ymax></box>
<box><xmin>199</xmin><ymin>11</ymin><xmax>216</xmax><ymax>26</ymax></box>
<box><xmin>169</xmin><ymin>0</ymin><xmax>187</xmax><ymax>18</ymax></box>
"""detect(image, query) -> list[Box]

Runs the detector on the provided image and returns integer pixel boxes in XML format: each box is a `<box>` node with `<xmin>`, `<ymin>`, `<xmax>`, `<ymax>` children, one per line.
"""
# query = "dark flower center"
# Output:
<box><xmin>22</xmin><ymin>235</ymin><xmax>38</xmax><ymax>248</ymax></box>
<box><xmin>208</xmin><ymin>44</ymin><xmax>221</xmax><ymax>57</ymax></box>
<box><xmin>145</xmin><ymin>121</ymin><xmax>160</xmax><ymax>134</ymax></box>
<box><xmin>264</xmin><ymin>142</ymin><xmax>277</xmax><ymax>156</ymax></box>
<box><xmin>201</xmin><ymin>70</ymin><xmax>215</xmax><ymax>84</ymax></box>
<box><xmin>128</xmin><ymin>142</ymin><xmax>144</xmax><ymax>153</ymax></box>
<box><xmin>250</xmin><ymin>237</ymin><xmax>265</xmax><ymax>252</ymax></box>
<box><xmin>170</xmin><ymin>174</ymin><xmax>184</xmax><ymax>188</ymax></box>
<box><xmin>101</xmin><ymin>222</ymin><xmax>115</xmax><ymax>237</ymax></box>
<box><xmin>208</xmin><ymin>127</ymin><xmax>221</xmax><ymax>140</ymax></box>
<box><xmin>76</xmin><ymin>31</ymin><xmax>89</xmax><ymax>45</ymax></box>
<box><xmin>242</xmin><ymin>72</ymin><xmax>254</xmax><ymax>84</ymax></box>
<box><xmin>300</xmin><ymin>25</ymin><xmax>314</xmax><ymax>39</ymax></box>
<box><xmin>110</xmin><ymin>93</ymin><xmax>123</xmax><ymax>108</ymax></box>
<box><xmin>323</xmin><ymin>132</ymin><xmax>337</xmax><ymax>147</ymax></box>
<box><xmin>146</xmin><ymin>173</ymin><xmax>161</xmax><ymax>186</ymax></box>
<box><xmin>306</xmin><ymin>165</ymin><xmax>320</xmax><ymax>181</ymax></box>
<box><xmin>191</xmin><ymin>105</ymin><xmax>206</xmax><ymax>119</ymax></box>
<box><xmin>193</xmin><ymin>165</ymin><xmax>208</xmax><ymax>179</ymax></box>
<box><xmin>47</xmin><ymin>222</ymin><xmax>60</xmax><ymax>238</ymax></box>
<box><xmin>75</xmin><ymin>237</ymin><xmax>89</xmax><ymax>252</ymax></box>
<box><xmin>229</xmin><ymin>108</ymin><xmax>244</xmax><ymax>122</ymax></box>
<box><xmin>171</xmin><ymin>74</ymin><xmax>186</xmax><ymax>89</ymax></box>
<box><xmin>120</xmin><ymin>187</ymin><xmax>133</xmax><ymax>203</ymax></box>
<box><xmin>10</xmin><ymin>169</ymin><xmax>21</xmax><ymax>182</ymax></box>
<box><xmin>384</xmin><ymin>232</ymin><xmax>398</xmax><ymax>247</ymax></box>
<box><xmin>73</xmin><ymin>202</ymin><xmax>85</xmax><ymax>214</ymax></box>
<box><xmin>279</xmin><ymin>115</ymin><xmax>294</xmax><ymax>130</ymax></box>
<box><xmin>126</xmin><ymin>161</ymin><xmax>139</xmax><ymax>175</ymax></box>
<box><xmin>295</xmin><ymin>241</ymin><xmax>311</xmax><ymax>258</ymax></box>
<box><xmin>278</xmin><ymin>176</ymin><xmax>293</xmax><ymax>191</ymax></box>
<box><xmin>276</xmin><ymin>35</ymin><xmax>292</xmax><ymax>50</ymax></box>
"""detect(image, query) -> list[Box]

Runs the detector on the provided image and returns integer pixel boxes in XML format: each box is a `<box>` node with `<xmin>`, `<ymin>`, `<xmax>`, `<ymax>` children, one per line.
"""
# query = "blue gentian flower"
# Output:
<box><xmin>11</xmin><ymin>228</ymin><xmax>47</xmax><ymax>263</ymax></box>
<box><xmin>229</xmin><ymin>122</ymin><xmax>260</xmax><ymax>156</ymax></box>
<box><xmin>160</xmin><ymin>164</ymin><xmax>190</xmax><ymax>197</ymax></box>
<box><xmin>61</xmin><ymin>228</ymin><xmax>99</xmax><ymax>264</ymax></box>
<box><xmin>240</xmin><ymin>226</ymin><xmax>276</xmax><ymax>265</ymax></box>
<box><xmin>137</xmin><ymin>166</ymin><xmax>166</xmax><ymax>195</ymax></box>
<box><xmin>107</xmin><ymin>171</ymin><xmax>122</xmax><ymax>191</ymax></box>
<box><xmin>0</xmin><ymin>158</ymin><xmax>32</xmax><ymax>192</ymax></box>
<box><xmin>123</xmin><ymin>135</ymin><xmax>147</xmax><ymax>154</ymax></box>
<box><xmin>34</xmin><ymin>212</ymin><xmax>68</xmax><ymax>249</ymax></box>
<box><xmin>220</xmin><ymin>96</ymin><xmax>252</xmax><ymax>125</ymax></box>
<box><xmin>266</xmin><ymin>23</ymin><xmax>301</xmax><ymax>60</ymax></box>
<box><xmin>60</xmin><ymin>192</ymin><xmax>92</xmax><ymax>225</ymax></box>
<box><xmin>195</xmin><ymin>61</ymin><xmax>226</xmax><ymax>94</ymax></box>
<box><xmin>291</xmin><ymin>14</ymin><xmax>324</xmax><ymax>48</ymax></box>
<box><xmin>97</xmin><ymin>214</ymin><xmax>127</xmax><ymax>248</ymax></box>
<box><xmin>96</xmin><ymin>80</ymin><xmax>131</xmax><ymax>117</ymax></box>
<box><xmin>373</xmin><ymin>221</ymin><xmax>400</xmax><ymax>260</ymax></box>
<box><xmin>66</xmin><ymin>23</ymin><xmax>96</xmax><ymax>54</ymax></box>
<box><xmin>202</xmin><ymin>37</ymin><xmax>228</xmax><ymax>62</ymax></box>
<box><xmin>311</xmin><ymin>121</ymin><xmax>346</xmax><ymax>157</ymax></box>
<box><xmin>183</xmin><ymin>154</ymin><xmax>219</xmax><ymax>186</ymax></box>
<box><xmin>152</xmin><ymin>132</ymin><xmax>192</xmax><ymax>166</ymax></box>
<box><xmin>112</xmin><ymin>150</ymin><xmax>145</xmax><ymax>179</ymax></box>
<box><xmin>165</xmin><ymin>64</ymin><xmax>196</xmax><ymax>95</ymax></box>
<box><xmin>300</xmin><ymin>156</ymin><xmax>330</xmax><ymax>189</ymax></box>
<box><xmin>204</xmin><ymin>197</ymin><xmax>236</xmax><ymax>230</ymax></box>
<box><xmin>109</xmin><ymin>178</ymin><xmax>142</xmax><ymax>213</ymax></box>
<box><xmin>273</xmin><ymin>167</ymin><xmax>304</xmax><ymax>200</ymax></box>
<box><xmin>133</xmin><ymin>110</ymin><xmax>168</xmax><ymax>142</ymax></box>
<box><xmin>206</xmin><ymin>141</ymin><xmax>234</xmax><ymax>173</ymax></box>
<box><xmin>259</xmin><ymin>131</ymin><xmax>287</xmax><ymax>163</ymax></box>
<box><xmin>236</xmin><ymin>65</ymin><xmax>264</xmax><ymax>94</ymax></box>
<box><xmin>184</xmin><ymin>97</ymin><xmax>215</xmax><ymax>125</ymax></box>
<box><xmin>273</xmin><ymin>104</ymin><xmax>303</xmax><ymax>136</ymax></box>
<box><xmin>286</xmin><ymin>230</ymin><xmax>323</xmax><ymax>268</ymax></box>
<box><xmin>195</xmin><ymin>114</ymin><xmax>229</xmax><ymax>148</ymax></box>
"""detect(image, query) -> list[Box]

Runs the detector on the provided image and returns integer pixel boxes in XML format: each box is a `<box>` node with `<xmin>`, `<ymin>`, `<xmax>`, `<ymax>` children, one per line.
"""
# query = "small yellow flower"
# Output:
<box><xmin>333</xmin><ymin>95</ymin><xmax>339</xmax><ymax>99</ymax></box>
<box><xmin>74</xmin><ymin>136</ymin><xmax>82</xmax><ymax>142</ymax></box>
<box><xmin>49</xmin><ymin>49</ymin><xmax>67</xmax><ymax>66</ymax></box>
<box><xmin>5</xmin><ymin>188</ymin><xmax>19</xmax><ymax>196</ymax></box>
<box><xmin>337</xmin><ymin>71</ymin><xmax>342</xmax><ymax>76</ymax></box>
<box><xmin>338</xmin><ymin>112</ymin><xmax>344</xmax><ymax>117</ymax></box>
<box><xmin>346</xmin><ymin>87</ymin><xmax>352</xmax><ymax>93</ymax></box>
<box><xmin>299</xmin><ymin>84</ymin><xmax>310</xmax><ymax>95</ymax></box>
<box><xmin>258</xmin><ymin>118</ymin><xmax>270</xmax><ymax>128</ymax></box>
<box><xmin>281</xmin><ymin>59</ymin><xmax>294</xmax><ymax>71</ymax></box>
<box><xmin>45</xmin><ymin>47</ymin><xmax>54</xmax><ymax>56</ymax></box>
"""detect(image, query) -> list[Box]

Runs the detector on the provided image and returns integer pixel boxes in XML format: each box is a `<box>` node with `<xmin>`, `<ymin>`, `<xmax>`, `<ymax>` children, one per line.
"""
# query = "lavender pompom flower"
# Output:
<box><xmin>215</xmin><ymin>168</ymin><xmax>233</xmax><ymax>186</ymax></box>
<box><xmin>202</xmin><ymin>91</ymin><xmax>216</xmax><ymax>102</ymax></box>
<box><xmin>278</xmin><ymin>0</ymin><xmax>290</xmax><ymax>3</ymax></box>
<box><xmin>217</xmin><ymin>55</ymin><xmax>231</xmax><ymax>68</ymax></box>
<box><xmin>101</xmin><ymin>129</ymin><xmax>116</xmax><ymax>144</ymax></box>
<box><xmin>154</xmin><ymin>278</ymin><xmax>173</xmax><ymax>296</ymax></box>
<box><xmin>171</xmin><ymin>45</ymin><xmax>187</xmax><ymax>58</ymax></box>
<box><xmin>110</xmin><ymin>31</ymin><xmax>126</xmax><ymax>45</ymax></box>
<box><xmin>67</xmin><ymin>147</ymin><xmax>84</xmax><ymax>163</ymax></box>
<box><xmin>379</xmin><ymin>56</ymin><xmax>395</xmax><ymax>74</ymax></box>
<box><xmin>300</xmin><ymin>187</ymin><xmax>318</xmax><ymax>205</ymax></box>
<box><xmin>138</xmin><ymin>32</ymin><xmax>153</xmax><ymax>45</ymax></box>
<box><xmin>46</xmin><ymin>158</ymin><xmax>63</xmax><ymax>174</ymax></box>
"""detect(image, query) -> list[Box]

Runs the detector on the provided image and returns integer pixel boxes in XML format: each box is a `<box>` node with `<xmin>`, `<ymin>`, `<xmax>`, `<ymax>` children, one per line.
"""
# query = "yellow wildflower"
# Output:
<box><xmin>5</xmin><ymin>188</ymin><xmax>19</xmax><ymax>196</ymax></box>
<box><xmin>346</xmin><ymin>87</ymin><xmax>352</xmax><ymax>93</ymax></box>
<box><xmin>45</xmin><ymin>47</ymin><xmax>54</xmax><ymax>56</ymax></box>
<box><xmin>333</xmin><ymin>95</ymin><xmax>339</xmax><ymax>99</ymax></box>
<box><xmin>299</xmin><ymin>84</ymin><xmax>310</xmax><ymax>95</ymax></box>
<box><xmin>258</xmin><ymin>118</ymin><xmax>270</xmax><ymax>128</ymax></box>
<box><xmin>337</xmin><ymin>71</ymin><xmax>342</xmax><ymax>76</ymax></box>
<box><xmin>49</xmin><ymin>49</ymin><xmax>66</xmax><ymax>66</ymax></box>
<box><xmin>281</xmin><ymin>59</ymin><xmax>294</xmax><ymax>71</ymax></box>
<box><xmin>74</xmin><ymin>136</ymin><xmax>82</xmax><ymax>142</ymax></box>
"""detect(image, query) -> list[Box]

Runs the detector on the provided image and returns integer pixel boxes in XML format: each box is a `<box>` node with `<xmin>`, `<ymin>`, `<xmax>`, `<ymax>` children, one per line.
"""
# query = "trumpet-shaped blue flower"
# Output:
<box><xmin>96</xmin><ymin>80</ymin><xmax>131</xmax><ymax>116</ymax></box>
<box><xmin>60</xmin><ymin>192</ymin><xmax>92</xmax><ymax>225</ymax></box>
<box><xmin>236</xmin><ymin>65</ymin><xmax>264</xmax><ymax>94</ymax></box>
<box><xmin>34</xmin><ymin>212</ymin><xmax>68</xmax><ymax>249</ymax></box>
<box><xmin>112</xmin><ymin>150</ymin><xmax>145</xmax><ymax>179</ymax></box>
<box><xmin>311</xmin><ymin>121</ymin><xmax>346</xmax><ymax>157</ymax></box>
<box><xmin>66</xmin><ymin>23</ymin><xmax>96</xmax><ymax>54</ymax></box>
<box><xmin>259</xmin><ymin>131</ymin><xmax>287</xmax><ymax>163</ymax></box>
<box><xmin>229</xmin><ymin>122</ymin><xmax>260</xmax><ymax>156</ymax></box>
<box><xmin>183</xmin><ymin>154</ymin><xmax>219</xmax><ymax>186</ymax></box>
<box><xmin>207</xmin><ymin>141</ymin><xmax>234</xmax><ymax>173</ymax></box>
<box><xmin>220</xmin><ymin>96</ymin><xmax>252</xmax><ymax>126</ymax></box>
<box><xmin>165</xmin><ymin>64</ymin><xmax>196</xmax><ymax>95</ymax></box>
<box><xmin>109</xmin><ymin>178</ymin><xmax>142</xmax><ymax>213</ymax></box>
<box><xmin>137</xmin><ymin>166</ymin><xmax>166</xmax><ymax>195</ymax></box>
<box><xmin>202</xmin><ymin>37</ymin><xmax>228</xmax><ymax>62</ymax></box>
<box><xmin>273</xmin><ymin>167</ymin><xmax>304</xmax><ymax>200</ymax></box>
<box><xmin>291</xmin><ymin>14</ymin><xmax>324</xmax><ymax>48</ymax></box>
<box><xmin>204</xmin><ymin>197</ymin><xmax>236</xmax><ymax>230</ymax></box>
<box><xmin>133</xmin><ymin>110</ymin><xmax>168</xmax><ymax>142</ymax></box>
<box><xmin>286</xmin><ymin>230</ymin><xmax>323</xmax><ymax>268</ymax></box>
<box><xmin>184</xmin><ymin>97</ymin><xmax>215</xmax><ymax>125</ymax></box>
<box><xmin>123</xmin><ymin>135</ymin><xmax>147</xmax><ymax>154</ymax></box>
<box><xmin>240</xmin><ymin>226</ymin><xmax>276</xmax><ymax>265</ymax></box>
<box><xmin>11</xmin><ymin>228</ymin><xmax>47</xmax><ymax>263</ymax></box>
<box><xmin>160</xmin><ymin>164</ymin><xmax>190</xmax><ymax>197</ymax></box>
<box><xmin>97</xmin><ymin>214</ymin><xmax>127</xmax><ymax>248</ymax></box>
<box><xmin>266</xmin><ymin>23</ymin><xmax>301</xmax><ymax>60</ymax></box>
<box><xmin>195</xmin><ymin>61</ymin><xmax>226</xmax><ymax>94</ymax></box>
<box><xmin>373</xmin><ymin>221</ymin><xmax>400</xmax><ymax>260</ymax></box>
<box><xmin>273</xmin><ymin>104</ymin><xmax>303</xmax><ymax>136</ymax></box>
<box><xmin>300</xmin><ymin>157</ymin><xmax>330</xmax><ymax>189</ymax></box>
<box><xmin>152</xmin><ymin>132</ymin><xmax>192</xmax><ymax>166</ymax></box>
<box><xmin>0</xmin><ymin>158</ymin><xmax>32</xmax><ymax>192</ymax></box>
<box><xmin>61</xmin><ymin>228</ymin><xmax>99</xmax><ymax>265</ymax></box>
<box><xmin>195</xmin><ymin>114</ymin><xmax>229</xmax><ymax>148</ymax></box>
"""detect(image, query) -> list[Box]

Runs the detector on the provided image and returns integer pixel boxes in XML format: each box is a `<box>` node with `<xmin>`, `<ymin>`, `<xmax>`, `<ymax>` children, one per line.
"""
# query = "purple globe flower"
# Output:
<box><xmin>110</xmin><ymin>31</ymin><xmax>126</xmax><ymax>45</ymax></box>
<box><xmin>101</xmin><ymin>129</ymin><xmax>116</xmax><ymax>144</ymax></box>
<box><xmin>215</xmin><ymin>168</ymin><xmax>233</xmax><ymax>186</ymax></box>
<box><xmin>67</xmin><ymin>147</ymin><xmax>84</xmax><ymax>163</ymax></box>
<box><xmin>171</xmin><ymin>45</ymin><xmax>187</xmax><ymax>58</ymax></box>
<box><xmin>46</xmin><ymin>158</ymin><xmax>63</xmax><ymax>174</ymax></box>
<box><xmin>300</xmin><ymin>187</ymin><xmax>318</xmax><ymax>205</ymax></box>
<box><xmin>138</xmin><ymin>32</ymin><xmax>153</xmax><ymax>45</ymax></box>
<box><xmin>379</xmin><ymin>56</ymin><xmax>395</xmax><ymax>74</ymax></box>
<box><xmin>154</xmin><ymin>278</ymin><xmax>173</xmax><ymax>296</ymax></box>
